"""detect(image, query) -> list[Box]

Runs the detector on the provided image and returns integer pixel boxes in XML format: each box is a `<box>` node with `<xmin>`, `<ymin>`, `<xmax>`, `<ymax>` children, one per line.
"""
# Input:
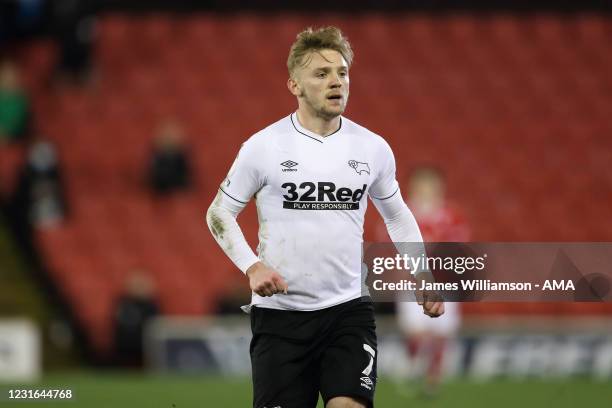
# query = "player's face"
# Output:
<box><xmin>291</xmin><ymin>49</ymin><xmax>349</xmax><ymax>120</ymax></box>
<box><xmin>409</xmin><ymin>176</ymin><xmax>445</xmax><ymax>209</ymax></box>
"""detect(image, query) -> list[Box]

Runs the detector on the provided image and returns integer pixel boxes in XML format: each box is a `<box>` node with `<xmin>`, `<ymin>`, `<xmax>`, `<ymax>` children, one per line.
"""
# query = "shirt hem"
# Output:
<box><xmin>249</xmin><ymin>292</ymin><xmax>365</xmax><ymax>312</ymax></box>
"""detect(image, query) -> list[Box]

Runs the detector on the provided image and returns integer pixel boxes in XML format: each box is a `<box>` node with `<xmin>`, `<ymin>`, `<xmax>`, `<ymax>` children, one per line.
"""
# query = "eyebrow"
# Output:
<box><xmin>313</xmin><ymin>66</ymin><xmax>348</xmax><ymax>72</ymax></box>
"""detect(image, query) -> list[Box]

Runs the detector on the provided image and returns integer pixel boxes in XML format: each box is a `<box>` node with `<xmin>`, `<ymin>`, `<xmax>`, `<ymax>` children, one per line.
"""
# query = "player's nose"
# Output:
<box><xmin>329</xmin><ymin>80</ymin><xmax>341</xmax><ymax>89</ymax></box>
<box><xmin>329</xmin><ymin>73</ymin><xmax>342</xmax><ymax>87</ymax></box>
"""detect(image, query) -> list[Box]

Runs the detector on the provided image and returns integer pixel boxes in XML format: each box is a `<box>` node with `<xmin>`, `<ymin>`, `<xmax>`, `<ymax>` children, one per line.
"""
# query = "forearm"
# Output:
<box><xmin>373</xmin><ymin>191</ymin><xmax>427</xmax><ymax>274</ymax></box>
<box><xmin>206</xmin><ymin>191</ymin><xmax>260</xmax><ymax>274</ymax></box>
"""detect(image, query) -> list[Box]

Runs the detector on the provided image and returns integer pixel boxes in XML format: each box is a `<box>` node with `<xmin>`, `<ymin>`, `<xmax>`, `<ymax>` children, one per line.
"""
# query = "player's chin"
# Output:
<box><xmin>321</xmin><ymin>105</ymin><xmax>345</xmax><ymax>118</ymax></box>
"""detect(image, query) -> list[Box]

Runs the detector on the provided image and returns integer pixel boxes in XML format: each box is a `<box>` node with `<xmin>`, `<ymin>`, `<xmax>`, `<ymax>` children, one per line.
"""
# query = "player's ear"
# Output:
<box><xmin>287</xmin><ymin>76</ymin><xmax>301</xmax><ymax>97</ymax></box>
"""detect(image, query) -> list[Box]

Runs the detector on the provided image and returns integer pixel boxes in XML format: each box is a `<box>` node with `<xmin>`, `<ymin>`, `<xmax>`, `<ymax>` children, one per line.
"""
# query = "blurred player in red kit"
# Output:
<box><xmin>377</xmin><ymin>166</ymin><xmax>470</xmax><ymax>397</ymax></box>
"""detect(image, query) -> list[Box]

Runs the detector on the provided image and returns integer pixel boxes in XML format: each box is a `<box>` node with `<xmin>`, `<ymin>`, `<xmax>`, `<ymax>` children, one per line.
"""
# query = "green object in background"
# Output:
<box><xmin>2</xmin><ymin>373</ymin><xmax>611</xmax><ymax>408</ymax></box>
<box><xmin>0</xmin><ymin>90</ymin><xmax>28</xmax><ymax>141</ymax></box>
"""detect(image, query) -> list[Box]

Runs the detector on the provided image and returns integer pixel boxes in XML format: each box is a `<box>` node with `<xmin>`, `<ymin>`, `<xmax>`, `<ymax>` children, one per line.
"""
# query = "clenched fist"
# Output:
<box><xmin>246</xmin><ymin>262</ymin><xmax>288</xmax><ymax>297</ymax></box>
<box><xmin>416</xmin><ymin>290</ymin><xmax>445</xmax><ymax>318</ymax></box>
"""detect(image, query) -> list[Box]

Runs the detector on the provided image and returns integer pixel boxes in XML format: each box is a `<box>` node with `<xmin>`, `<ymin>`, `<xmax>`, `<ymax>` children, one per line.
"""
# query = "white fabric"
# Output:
<box><xmin>206</xmin><ymin>191</ymin><xmax>260</xmax><ymax>273</ymax></box>
<box><xmin>397</xmin><ymin>301</ymin><xmax>460</xmax><ymax>336</ymax></box>
<box><xmin>371</xmin><ymin>191</ymin><xmax>427</xmax><ymax>276</ymax></box>
<box><xmin>372</xmin><ymin>192</ymin><xmax>422</xmax><ymax>243</ymax></box>
<box><xmin>207</xmin><ymin>112</ymin><xmax>423</xmax><ymax>311</ymax></box>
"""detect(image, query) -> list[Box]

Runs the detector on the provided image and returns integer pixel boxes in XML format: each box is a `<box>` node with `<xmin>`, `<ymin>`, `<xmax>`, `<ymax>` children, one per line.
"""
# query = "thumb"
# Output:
<box><xmin>272</xmin><ymin>272</ymin><xmax>288</xmax><ymax>295</ymax></box>
<box><xmin>416</xmin><ymin>290</ymin><xmax>425</xmax><ymax>305</ymax></box>
<box><xmin>278</xmin><ymin>276</ymin><xmax>289</xmax><ymax>294</ymax></box>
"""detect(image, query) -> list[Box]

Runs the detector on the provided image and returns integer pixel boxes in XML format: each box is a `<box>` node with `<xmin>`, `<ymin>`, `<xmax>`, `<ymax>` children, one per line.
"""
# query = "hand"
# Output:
<box><xmin>417</xmin><ymin>290</ymin><xmax>445</xmax><ymax>318</ymax></box>
<box><xmin>246</xmin><ymin>262</ymin><xmax>288</xmax><ymax>297</ymax></box>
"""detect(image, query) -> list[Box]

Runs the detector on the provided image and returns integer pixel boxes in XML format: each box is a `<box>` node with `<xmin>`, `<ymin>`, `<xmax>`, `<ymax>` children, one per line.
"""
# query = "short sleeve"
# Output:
<box><xmin>369</xmin><ymin>139</ymin><xmax>399</xmax><ymax>200</ymax></box>
<box><xmin>219</xmin><ymin>139</ymin><xmax>264</xmax><ymax>205</ymax></box>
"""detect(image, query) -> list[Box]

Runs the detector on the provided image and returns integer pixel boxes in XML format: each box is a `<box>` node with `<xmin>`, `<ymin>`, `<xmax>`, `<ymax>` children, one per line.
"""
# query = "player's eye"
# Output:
<box><xmin>316</xmin><ymin>72</ymin><xmax>326</xmax><ymax>78</ymax></box>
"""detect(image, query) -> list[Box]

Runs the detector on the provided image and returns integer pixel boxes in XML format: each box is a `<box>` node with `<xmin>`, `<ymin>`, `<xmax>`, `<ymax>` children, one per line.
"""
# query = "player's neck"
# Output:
<box><xmin>296</xmin><ymin>109</ymin><xmax>341</xmax><ymax>137</ymax></box>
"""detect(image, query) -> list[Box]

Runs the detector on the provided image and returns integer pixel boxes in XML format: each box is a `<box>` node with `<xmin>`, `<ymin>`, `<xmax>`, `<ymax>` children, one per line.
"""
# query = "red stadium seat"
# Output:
<box><xmin>12</xmin><ymin>14</ymin><xmax>610</xmax><ymax>355</ymax></box>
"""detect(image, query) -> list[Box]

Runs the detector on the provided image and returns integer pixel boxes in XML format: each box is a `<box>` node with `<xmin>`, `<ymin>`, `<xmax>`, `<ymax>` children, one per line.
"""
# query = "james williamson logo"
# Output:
<box><xmin>348</xmin><ymin>160</ymin><xmax>370</xmax><ymax>175</ymax></box>
<box><xmin>282</xmin><ymin>181</ymin><xmax>367</xmax><ymax>210</ymax></box>
<box><xmin>280</xmin><ymin>160</ymin><xmax>298</xmax><ymax>172</ymax></box>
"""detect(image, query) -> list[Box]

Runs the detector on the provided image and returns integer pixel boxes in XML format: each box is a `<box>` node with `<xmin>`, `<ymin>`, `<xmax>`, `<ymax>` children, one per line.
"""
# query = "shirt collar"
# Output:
<box><xmin>290</xmin><ymin>112</ymin><xmax>343</xmax><ymax>143</ymax></box>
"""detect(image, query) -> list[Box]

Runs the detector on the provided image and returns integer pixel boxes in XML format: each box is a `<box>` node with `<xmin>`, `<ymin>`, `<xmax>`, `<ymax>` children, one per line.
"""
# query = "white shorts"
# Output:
<box><xmin>396</xmin><ymin>301</ymin><xmax>461</xmax><ymax>336</ymax></box>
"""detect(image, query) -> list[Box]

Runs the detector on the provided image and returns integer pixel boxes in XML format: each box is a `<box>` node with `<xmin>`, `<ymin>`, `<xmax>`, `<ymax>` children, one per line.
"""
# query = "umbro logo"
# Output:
<box><xmin>281</xmin><ymin>160</ymin><xmax>298</xmax><ymax>168</ymax></box>
<box><xmin>281</xmin><ymin>160</ymin><xmax>298</xmax><ymax>172</ymax></box>
<box><xmin>360</xmin><ymin>376</ymin><xmax>373</xmax><ymax>386</ymax></box>
<box><xmin>360</xmin><ymin>376</ymin><xmax>373</xmax><ymax>390</ymax></box>
<box><xmin>348</xmin><ymin>160</ymin><xmax>370</xmax><ymax>175</ymax></box>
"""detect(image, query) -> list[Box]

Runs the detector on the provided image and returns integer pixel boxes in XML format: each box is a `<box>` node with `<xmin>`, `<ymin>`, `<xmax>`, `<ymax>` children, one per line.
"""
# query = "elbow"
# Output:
<box><xmin>383</xmin><ymin>203</ymin><xmax>412</xmax><ymax>225</ymax></box>
<box><xmin>205</xmin><ymin>202</ymin><xmax>215</xmax><ymax>227</ymax></box>
<box><xmin>206</xmin><ymin>203</ymin><xmax>224</xmax><ymax>240</ymax></box>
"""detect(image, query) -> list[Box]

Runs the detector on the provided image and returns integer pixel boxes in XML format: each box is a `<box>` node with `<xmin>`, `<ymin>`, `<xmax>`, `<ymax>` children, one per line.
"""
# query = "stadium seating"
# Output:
<box><xmin>2</xmin><ymin>14</ymin><xmax>611</xmax><ymax>355</ymax></box>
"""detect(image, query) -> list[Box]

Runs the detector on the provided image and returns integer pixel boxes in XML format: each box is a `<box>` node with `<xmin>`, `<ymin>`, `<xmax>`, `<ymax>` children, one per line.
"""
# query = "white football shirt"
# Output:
<box><xmin>219</xmin><ymin>112</ymin><xmax>399</xmax><ymax>311</ymax></box>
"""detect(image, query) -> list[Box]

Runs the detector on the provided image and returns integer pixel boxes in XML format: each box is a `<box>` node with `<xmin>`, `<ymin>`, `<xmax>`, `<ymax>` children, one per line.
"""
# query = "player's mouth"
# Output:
<box><xmin>326</xmin><ymin>94</ymin><xmax>343</xmax><ymax>104</ymax></box>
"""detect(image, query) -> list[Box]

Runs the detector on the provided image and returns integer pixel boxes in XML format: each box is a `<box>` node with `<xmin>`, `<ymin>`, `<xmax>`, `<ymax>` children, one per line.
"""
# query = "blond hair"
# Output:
<box><xmin>287</xmin><ymin>26</ymin><xmax>353</xmax><ymax>76</ymax></box>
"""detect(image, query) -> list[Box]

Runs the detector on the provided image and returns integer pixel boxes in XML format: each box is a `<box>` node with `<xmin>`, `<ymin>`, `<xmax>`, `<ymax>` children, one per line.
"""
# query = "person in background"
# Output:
<box><xmin>149</xmin><ymin>119</ymin><xmax>192</xmax><ymax>195</ymax></box>
<box><xmin>11</xmin><ymin>138</ymin><xmax>66</xmax><ymax>229</ymax></box>
<box><xmin>112</xmin><ymin>270</ymin><xmax>159</xmax><ymax>367</ymax></box>
<box><xmin>400</xmin><ymin>167</ymin><xmax>470</xmax><ymax>242</ymax></box>
<box><xmin>378</xmin><ymin>166</ymin><xmax>470</xmax><ymax>397</ymax></box>
<box><xmin>53</xmin><ymin>0</ymin><xmax>97</xmax><ymax>84</ymax></box>
<box><xmin>0</xmin><ymin>60</ymin><xmax>30</xmax><ymax>143</ymax></box>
